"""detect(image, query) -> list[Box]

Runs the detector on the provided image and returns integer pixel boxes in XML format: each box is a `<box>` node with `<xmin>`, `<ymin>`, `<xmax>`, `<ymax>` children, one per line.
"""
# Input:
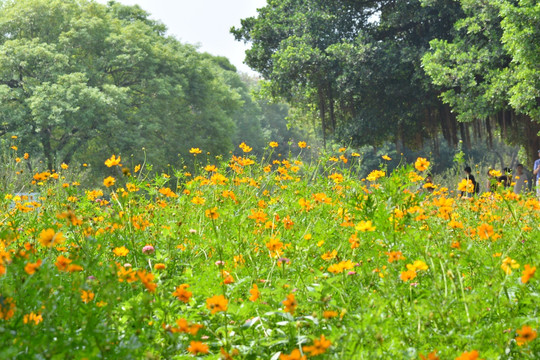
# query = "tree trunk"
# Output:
<box><xmin>318</xmin><ymin>88</ymin><xmax>327</xmax><ymax>148</ymax></box>
<box><xmin>41</xmin><ymin>127</ymin><xmax>54</xmax><ymax>171</ymax></box>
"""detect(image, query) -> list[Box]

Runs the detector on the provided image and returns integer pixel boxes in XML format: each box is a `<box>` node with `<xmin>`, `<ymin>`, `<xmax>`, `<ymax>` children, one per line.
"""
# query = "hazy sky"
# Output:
<box><xmin>96</xmin><ymin>0</ymin><xmax>267</xmax><ymax>74</ymax></box>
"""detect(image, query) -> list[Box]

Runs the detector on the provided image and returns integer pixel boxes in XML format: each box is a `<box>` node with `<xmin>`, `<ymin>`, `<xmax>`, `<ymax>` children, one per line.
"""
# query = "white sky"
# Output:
<box><xmin>95</xmin><ymin>0</ymin><xmax>266</xmax><ymax>75</ymax></box>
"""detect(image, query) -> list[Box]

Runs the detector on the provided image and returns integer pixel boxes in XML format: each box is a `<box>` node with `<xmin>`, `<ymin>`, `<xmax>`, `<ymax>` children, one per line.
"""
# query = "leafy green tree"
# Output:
<box><xmin>0</xmin><ymin>0</ymin><xmax>241</xmax><ymax>172</ymax></box>
<box><xmin>233</xmin><ymin>0</ymin><xmax>466</xmax><ymax>151</ymax></box>
<box><xmin>422</xmin><ymin>0</ymin><xmax>540</xmax><ymax>162</ymax></box>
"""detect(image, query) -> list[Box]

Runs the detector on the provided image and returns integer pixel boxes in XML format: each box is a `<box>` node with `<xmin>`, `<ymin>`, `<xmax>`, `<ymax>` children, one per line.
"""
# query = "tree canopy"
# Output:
<box><xmin>0</xmin><ymin>0</ymin><xmax>258</xmax><ymax>171</ymax></box>
<box><xmin>234</xmin><ymin>0</ymin><xmax>540</xmax><ymax>161</ymax></box>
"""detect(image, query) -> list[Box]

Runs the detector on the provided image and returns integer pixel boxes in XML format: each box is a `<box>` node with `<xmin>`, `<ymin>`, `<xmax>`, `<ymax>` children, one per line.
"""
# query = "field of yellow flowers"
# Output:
<box><xmin>0</xmin><ymin>141</ymin><xmax>538</xmax><ymax>359</ymax></box>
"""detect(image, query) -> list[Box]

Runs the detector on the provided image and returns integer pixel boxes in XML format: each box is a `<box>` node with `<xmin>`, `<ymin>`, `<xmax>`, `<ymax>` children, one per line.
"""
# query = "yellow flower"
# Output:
<box><xmin>23</xmin><ymin>312</ymin><xmax>43</xmax><ymax>325</ymax></box>
<box><xmin>60</xmin><ymin>163</ymin><xmax>68</xmax><ymax>170</ymax></box>
<box><xmin>366</xmin><ymin>170</ymin><xmax>385</xmax><ymax>182</ymax></box>
<box><xmin>298</xmin><ymin>141</ymin><xmax>307</xmax><ymax>148</ymax></box>
<box><xmin>104</xmin><ymin>155</ymin><xmax>122</xmax><ymax>167</ymax></box>
<box><xmin>113</xmin><ymin>246</ymin><xmax>129</xmax><ymax>257</ymax></box>
<box><xmin>103</xmin><ymin>176</ymin><xmax>115</xmax><ymax>187</ymax></box>
<box><xmin>407</xmin><ymin>260</ymin><xmax>428</xmax><ymax>272</ymax></box>
<box><xmin>415</xmin><ymin>157</ymin><xmax>430</xmax><ymax>171</ymax></box>
<box><xmin>458</xmin><ymin>179</ymin><xmax>475</xmax><ymax>193</ymax></box>
<box><xmin>269</xmin><ymin>141</ymin><xmax>278</xmax><ymax>148</ymax></box>
<box><xmin>205</xmin><ymin>207</ymin><xmax>219</xmax><ymax>219</ymax></box>
<box><xmin>382</xmin><ymin>155</ymin><xmax>391</xmax><ymax>161</ymax></box>
<box><xmin>239</xmin><ymin>142</ymin><xmax>253</xmax><ymax>153</ymax></box>
<box><xmin>355</xmin><ymin>220</ymin><xmax>375</xmax><ymax>232</ymax></box>
<box><xmin>189</xmin><ymin>148</ymin><xmax>202</xmax><ymax>155</ymax></box>
<box><xmin>39</xmin><ymin>229</ymin><xmax>65</xmax><ymax>247</ymax></box>
<box><xmin>501</xmin><ymin>257</ymin><xmax>519</xmax><ymax>275</ymax></box>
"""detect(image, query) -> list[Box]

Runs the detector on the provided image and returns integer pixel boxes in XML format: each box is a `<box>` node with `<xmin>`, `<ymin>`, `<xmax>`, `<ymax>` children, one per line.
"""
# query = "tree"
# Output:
<box><xmin>233</xmin><ymin>0</ymin><xmax>468</xmax><ymax>152</ymax></box>
<box><xmin>0</xmin><ymin>0</ymin><xmax>241</xmax><ymax>171</ymax></box>
<box><xmin>422</xmin><ymin>0</ymin><xmax>540</xmax><ymax>163</ymax></box>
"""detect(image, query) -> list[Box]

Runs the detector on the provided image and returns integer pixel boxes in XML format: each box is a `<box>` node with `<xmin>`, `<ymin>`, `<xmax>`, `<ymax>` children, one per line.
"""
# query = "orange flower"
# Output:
<box><xmin>173</xmin><ymin>284</ymin><xmax>192</xmax><ymax>303</ymax></box>
<box><xmin>280</xmin><ymin>349</ymin><xmax>306</xmax><ymax>360</ymax></box>
<box><xmin>0</xmin><ymin>296</ymin><xmax>15</xmax><ymax>320</ymax></box>
<box><xmin>206</xmin><ymin>294</ymin><xmax>228</xmax><ymax>314</ymax></box>
<box><xmin>23</xmin><ymin>312</ymin><xmax>43</xmax><ymax>325</ymax></box>
<box><xmin>323</xmin><ymin>310</ymin><xmax>338</xmax><ymax>319</ymax></box>
<box><xmin>137</xmin><ymin>270</ymin><xmax>157</xmax><ymax>293</ymax></box>
<box><xmin>205</xmin><ymin>207</ymin><xmax>220</xmax><ymax>219</ymax></box>
<box><xmin>39</xmin><ymin>229</ymin><xmax>65</xmax><ymax>247</ymax></box>
<box><xmin>515</xmin><ymin>325</ymin><xmax>537</xmax><ymax>346</ymax></box>
<box><xmin>266</xmin><ymin>237</ymin><xmax>284</xmax><ymax>252</ymax></box>
<box><xmin>171</xmin><ymin>318</ymin><xmax>203</xmax><ymax>335</ymax></box>
<box><xmin>415</xmin><ymin>157</ymin><xmax>430</xmax><ymax>171</ymax></box>
<box><xmin>283</xmin><ymin>293</ymin><xmax>297</xmax><ymax>315</ymax></box>
<box><xmin>455</xmin><ymin>350</ymin><xmax>482</xmax><ymax>360</ymax></box>
<box><xmin>154</xmin><ymin>263</ymin><xmax>166</xmax><ymax>270</ymax></box>
<box><xmin>386</xmin><ymin>251</ymin><xmax>405</xmax><ymax>263</ymax></box>
<box><xmin>400</xmin><ymin>270</ymin><xmax>417</xmax><ymax>282</ymax></box>
<box><xmin>477</xmin><ymin>223</ymin><xmax>494</xmax><ymax>240</ymax></box>
<box><xmin>303</xmin><ymin>334</ymin><xmax>331</xmax><ymax>356</ymax></box>
<box><xmin>521</xmin><ymin>264</ymin><xmax>536</xmax><ymax>284</ymax></box>
<box><xmin>81</xmin><ymin>290</ymin><xmax>95</xmax><ymax>303</ymax></box>
<box><xmin>55</xmin><ymin>255</ymin><xmax>72</xmax><ymax>271</ymax></box>
<box><xmin>67</xmin><ymin>264</ymin><xmax>84</xmax><ymax>272</ymax></box>
<box><xmin>249</xmin><ymin>284</ymin><xmax>260</xmax><ymax>302</ymax></box>
<box><xmin>419</xmin><ymin>350</ymin><xmax>439</xmax><ymax>360</ymax></box>
<box><xmin>187</xmin><ymin>341</ymin><xmax>209</xmax><ymax>355</ymax></box>
<box><xmin>24</xmin><ymin>259</ymin><xmax>42</xmax><ymax>275</ymax></box>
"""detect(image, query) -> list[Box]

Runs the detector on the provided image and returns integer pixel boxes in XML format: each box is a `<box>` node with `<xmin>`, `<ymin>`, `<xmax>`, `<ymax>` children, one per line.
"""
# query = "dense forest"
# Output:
<box><xmin>0</xmin><ymin>0</ymin><xmax>300</xmax><ymax>176</ymax></box>
<box><xmin>0</xmin><ymin>0</ymin><xmax>539</xmax><ymax>178</ymax></box>
<box><xmin>233</xmin><ymin>0</ymin><xmax>539</xmax><ymax>163</ymax></box>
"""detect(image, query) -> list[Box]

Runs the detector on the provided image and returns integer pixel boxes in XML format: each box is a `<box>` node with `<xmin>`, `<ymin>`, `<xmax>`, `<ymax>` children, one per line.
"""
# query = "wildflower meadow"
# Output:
<box><xmin>0</xmin><ymin>140</ymin><xmax>538</xmax><ymax>359</ymax></box>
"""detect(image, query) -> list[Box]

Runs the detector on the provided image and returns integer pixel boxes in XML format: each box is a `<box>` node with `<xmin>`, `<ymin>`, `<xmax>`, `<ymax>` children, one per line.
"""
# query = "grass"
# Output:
<box><xmin>0</xmin><ymin>142</ymin><xmax>538</xmax><ymax>359</ymax></box>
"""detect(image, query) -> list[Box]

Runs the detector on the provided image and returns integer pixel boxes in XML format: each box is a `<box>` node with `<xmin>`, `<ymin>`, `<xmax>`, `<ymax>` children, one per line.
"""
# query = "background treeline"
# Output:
<box><xmin>0</xmin><ymin>0</ymin><xmax>302</xmax><ymax>178</ymax></box>
<box><xmin>1</xmin><ymin>0</ymin><xmax>538</xmax><ymax>185</ymax></box>
<box><xmin>233</xmin><ymin>0</ymin><xmax>539</xmax><ymax>166</ymax></box>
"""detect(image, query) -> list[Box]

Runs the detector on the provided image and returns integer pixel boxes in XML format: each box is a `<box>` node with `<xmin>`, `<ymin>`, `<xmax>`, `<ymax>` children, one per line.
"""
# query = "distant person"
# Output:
<box><xmin>423</xmin><ymin>173</ymin><xmax>435</xmax><ymax>193</ymax></box>
<box><xmin>534</xmin><ymin>150</ymin><xmax>540</xmax><ymax>197</ymax></box>
<box><xmin>513</xmin><ymin>164</ymin><xmax>528</xmax><ymax>194</ymax></box>
<box><xmin>461</xmin><ymin>166</ymin><xmax>479</xmax><ymax>197</ymax></box>
<box><xmin>498</xmin><ymin>167</ymin><xmax>511</xmax><ymax>188</ymax></box>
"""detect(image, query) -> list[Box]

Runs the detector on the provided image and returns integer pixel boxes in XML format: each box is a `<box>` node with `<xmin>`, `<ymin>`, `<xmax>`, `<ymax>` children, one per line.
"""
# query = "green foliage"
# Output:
<box><xmin>0</xmin><ymin>0</ymin><xmax>245</xmax><ymax>173</ymax></box>
<box><xmin>0</xmin><ymin>142</ymin><xmax>539</xmax><ymax>358</ymax></box>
